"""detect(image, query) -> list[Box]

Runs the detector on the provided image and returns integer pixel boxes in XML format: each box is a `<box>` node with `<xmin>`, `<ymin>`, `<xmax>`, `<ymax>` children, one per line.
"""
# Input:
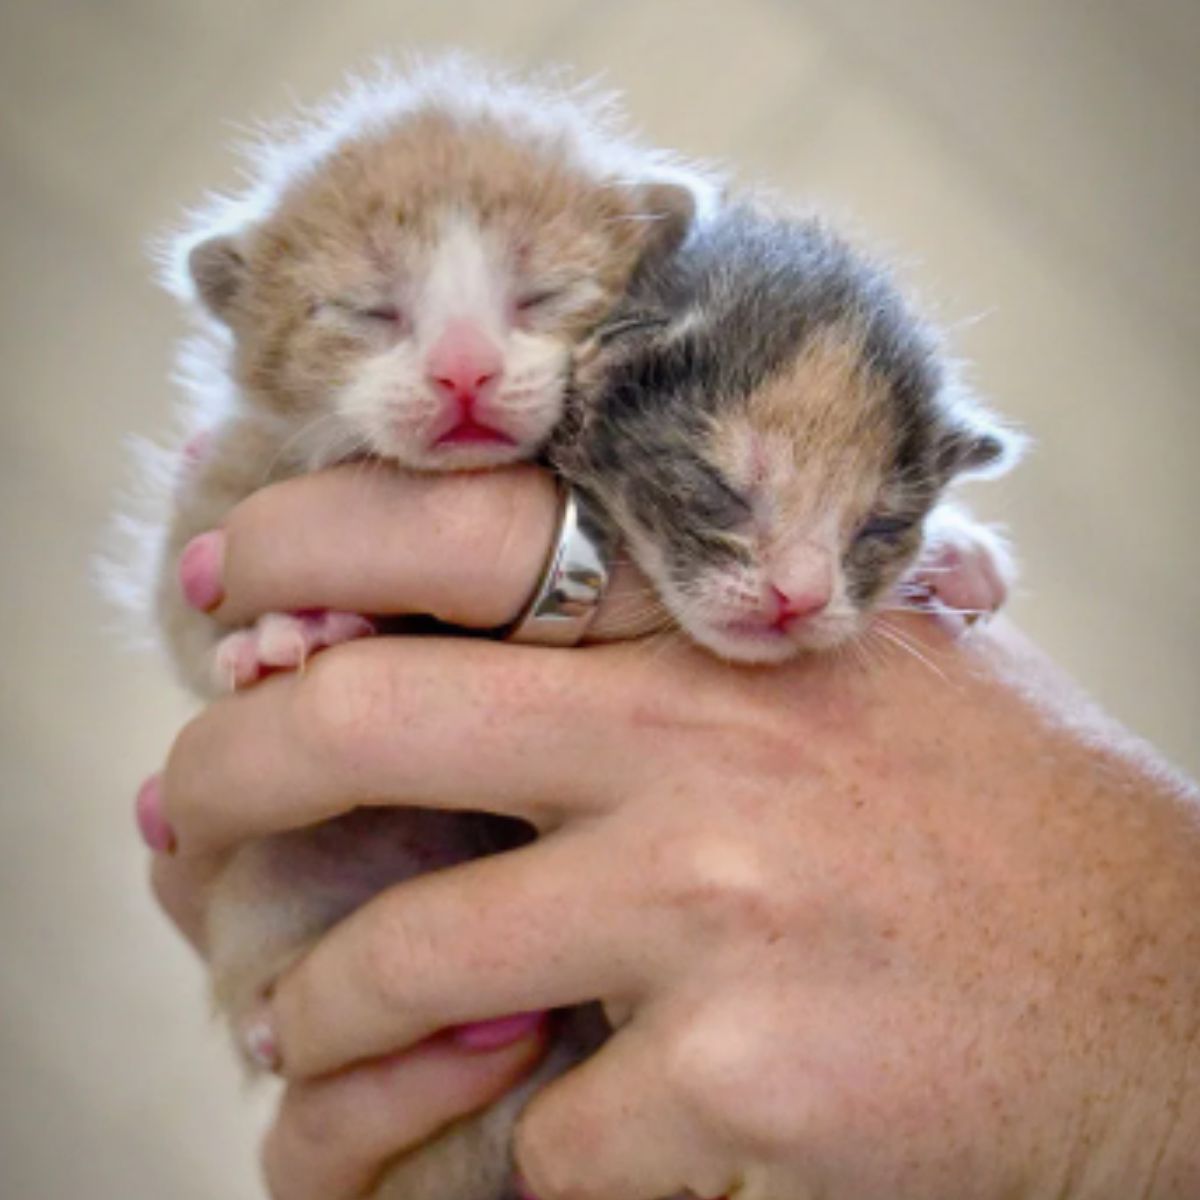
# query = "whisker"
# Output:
<box><xmin>872</xmin><ymin>618</ymin><xmax>949</xmax><ymax>682</ymax></box>
<box><xmin>880</xmin><ymin>603</ymin><xmax>991</xmax><ymax>618</ymax></box>
<box><xmin>841</xmin><ymin>631</ymin><xmax>874</xmax><ymax>676</ymax></box>
<box><xmin>859</xmin><ymin>626</ymin><xmax>895</xmax><ymax>674</ymax></box>
<box><xmin>260</xmin><ymin>411</ymin><xmax>352</xmax><ymax>482</ymax></box>
<box><xmin>639</xmin><ymin>625</ymin><xmax>685</xmax><ymax>665</ymax></box>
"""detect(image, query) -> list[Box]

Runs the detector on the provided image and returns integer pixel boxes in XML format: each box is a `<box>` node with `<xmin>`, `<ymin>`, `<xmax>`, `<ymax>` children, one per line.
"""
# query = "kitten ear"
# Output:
<box><xmin>631</xmin><ymin>181</ymin><xmax>696</xmax><ymax>261</ymax></box>
<box><xmin>187</xmin><ymin>234</ymin><xmax>247</xmax><ymax>322</ymax></box>
<box><xmin>574</xmin><ymin>311</ymin><xmax>669</xmax><ymax>382</ymax></box>
<box><xmin>936</xmin><ymin>391</ymin><xmax>1027</xmax><ymax>482</ymax></box>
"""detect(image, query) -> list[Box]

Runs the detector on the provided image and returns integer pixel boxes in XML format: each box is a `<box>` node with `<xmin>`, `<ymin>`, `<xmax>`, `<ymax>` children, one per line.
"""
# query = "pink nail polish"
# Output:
<box><xmin>451</xmin><ymin>1011</ymin><xmax>548</xmax><ymax>1052</ymax></box>
<box><xmin>178</xmin><ymin>530</ymin><xmax>225</xmax><ymax>611</ymax></box>
<box><xmin>135</xmin><ymin>774</ymin><xmax>175</xmax><ymax>854</ymax></box>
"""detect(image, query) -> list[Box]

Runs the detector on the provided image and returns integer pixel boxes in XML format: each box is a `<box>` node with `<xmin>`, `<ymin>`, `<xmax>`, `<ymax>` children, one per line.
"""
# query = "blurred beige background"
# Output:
<box><xmin>1</xmin><ymin>1</ymin><xmax>1197</xmax><ymax>1196</ymax></box>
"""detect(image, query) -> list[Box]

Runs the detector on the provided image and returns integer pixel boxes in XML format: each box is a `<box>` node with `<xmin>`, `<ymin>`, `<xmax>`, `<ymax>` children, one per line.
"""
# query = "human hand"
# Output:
<box><xmin>145</xmin><ymin>462</ymin><xmax>660</xmax><ymax>1197</ymax></box>
<box><xmin>151</xmin><ymin>461</ymin><xmax>1200</xmax><ymax>1199</ymax></box>
<box><xmin>168</xmin><ymin>460</ymin><xmax>663</xmax><ymax>644</ymax></box>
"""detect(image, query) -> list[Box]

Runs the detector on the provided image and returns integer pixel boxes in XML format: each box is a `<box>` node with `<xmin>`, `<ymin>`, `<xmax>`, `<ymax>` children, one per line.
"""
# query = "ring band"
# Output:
<box><xmin>505</xmin><ymin>482</ymin><xmax>610</xmax><ymax>646</ymax></box>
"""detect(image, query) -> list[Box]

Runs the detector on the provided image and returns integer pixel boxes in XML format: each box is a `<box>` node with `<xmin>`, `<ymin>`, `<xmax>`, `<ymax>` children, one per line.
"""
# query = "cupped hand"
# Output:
<box><xmin>259</xmin><ymin>1023</ymin><xmax>549</xmax><ymax>1200</ymax></box>
<box><xmin>147</xmin><ymin>461</ymin><xmax>664</xmax><ymax>1198</ymax></box>
<box><xmin>150</xmin><ymin>461</ymin><xmax>1200</xmax><ymax>1200</ymax></box>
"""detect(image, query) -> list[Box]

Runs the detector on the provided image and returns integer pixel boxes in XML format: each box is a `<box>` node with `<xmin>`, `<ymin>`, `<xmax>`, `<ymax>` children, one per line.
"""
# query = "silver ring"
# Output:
<box><xmin>505</xmin><ymin>483</ymin><xmax>610</xmax><ymax>646</ymax></box>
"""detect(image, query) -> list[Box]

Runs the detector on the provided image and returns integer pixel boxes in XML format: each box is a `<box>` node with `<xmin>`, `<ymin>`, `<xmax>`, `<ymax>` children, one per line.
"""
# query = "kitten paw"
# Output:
<box><xmin>910</xmin><ymin>523</ymin><xmax>1012</xmax><ymax>621</ymax></box>
<box><xmin>213</xmin><ymin>610</ymin><xmax>375</xmax><ymax>691</ymax></box>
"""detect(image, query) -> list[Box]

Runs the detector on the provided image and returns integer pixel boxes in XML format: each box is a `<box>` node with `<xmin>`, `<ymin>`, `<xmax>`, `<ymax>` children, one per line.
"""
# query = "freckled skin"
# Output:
<box><xmin>194</xmin><ymin>614</ymin><xmax>1200</xmax><ymax>1199</ymax></box>
<box><xmin>538</xmin><ymin>624</ymin><xmax>1200</xmax><ymax>1198</ymax></box>
<box><xmin>146</xmin><ymin>464</ymin><xmax>1200</xmax><ymax>1197</ymax></box>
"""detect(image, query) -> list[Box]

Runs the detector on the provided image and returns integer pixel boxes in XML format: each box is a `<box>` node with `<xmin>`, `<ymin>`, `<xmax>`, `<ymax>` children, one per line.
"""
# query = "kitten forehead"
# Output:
<box><xmin>419</xmin><ymin>215</ymin><xmax>505</xmax><ymax>338</ymax></box>
<box><xmin>159</xmin><ymin>54</ymin><xmax>717</xmax><ymax>304</ymax></box>
<box><xmin>710</xmin><ymin>323</ymin><xmax>896</xmax><ymax>525</ymax></box>
<box><xmin>231</xmin><ymin>109</ymin><xmax>682</xmax><ymax>353</ymax></box>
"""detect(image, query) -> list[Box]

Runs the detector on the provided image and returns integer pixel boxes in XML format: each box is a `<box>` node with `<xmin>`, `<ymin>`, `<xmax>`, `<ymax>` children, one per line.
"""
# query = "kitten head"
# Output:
<box><xmin>177</xmin><ymin>68</ymin><xmax>697</xmax><ymax>471</ymax></box>
<box><xmin>558</xmin><ymin>210</ymin><xmax>1021</xmax><ymax>662</ymax></box>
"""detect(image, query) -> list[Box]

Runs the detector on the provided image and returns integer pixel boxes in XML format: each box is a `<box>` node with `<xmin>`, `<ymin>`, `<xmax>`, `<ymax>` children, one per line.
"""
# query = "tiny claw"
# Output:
<box><xmin>904</xmin><ymin>582</ymin><xmax>936</xmax><ymax>606</ymax></box>
<box><xmin>215</xmin><ymin>610</ymin><xmax>375</xmax><ymax>690</ymax></box>
<box><xmin>240</xmin><ymin>1006</ymin><xmax>281</xmax><ymax>1073</ymax></box>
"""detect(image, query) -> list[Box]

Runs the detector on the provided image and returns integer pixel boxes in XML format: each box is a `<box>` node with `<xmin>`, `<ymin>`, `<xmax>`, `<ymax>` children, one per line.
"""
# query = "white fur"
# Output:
<box><xmin>420</xmin><ymin>215</ymin><xmax>507</xmax><ymax>342</ymax></box>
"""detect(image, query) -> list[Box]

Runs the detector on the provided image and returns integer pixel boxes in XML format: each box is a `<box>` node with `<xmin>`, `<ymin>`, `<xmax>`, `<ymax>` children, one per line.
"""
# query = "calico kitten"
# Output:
<box><xmin>553</xmin><ymin>201</ymin><xmax>1021</xmax><ymax>661</ymax></box>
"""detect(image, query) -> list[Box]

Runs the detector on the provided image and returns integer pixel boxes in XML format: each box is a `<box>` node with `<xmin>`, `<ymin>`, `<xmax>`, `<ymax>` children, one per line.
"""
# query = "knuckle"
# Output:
<box><xmin>514</xmin><ymin>1092</ymin><xmax>602</xmax><ymax>1200</ymax></box>
<box><xmin>664</xmin><ymin>1007</ymin><xmax>817</xmax><ymax>1160</ymax></box>
<box><xmin>662</xmin><ymin>1011</ymin><xmax>769</xmax><ymax>1145</ymax></box>
<box><xmin>654</xmin><ymin>829</ymin><xmax>783</xmax><ymax>939</ymax></box>
<box><xmin>659</xmin><ymin>1014</ymin><xmax>717</xmax><ymax>1111</ymax></box>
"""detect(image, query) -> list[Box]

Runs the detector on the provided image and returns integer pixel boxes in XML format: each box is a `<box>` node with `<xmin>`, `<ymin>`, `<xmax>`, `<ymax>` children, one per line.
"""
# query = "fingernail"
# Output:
<box><xmin>178</xmin><ymin>530</ymin><xmax>225</xmax><ymax>611</ymax></box>
<box><xmin>241</xmin><ymin>1006</ymin><xmax>281</xmax><ymax>1073</ymax></box>
<box><xmin>451</xmin><ymin>1010</ymin><xmax>548</xmax><ymax>1052</ymax></box>
<box><xmin>134</xmin><ymin>774</ymin><xmax>175</xmax><ymax>854</ymax></box>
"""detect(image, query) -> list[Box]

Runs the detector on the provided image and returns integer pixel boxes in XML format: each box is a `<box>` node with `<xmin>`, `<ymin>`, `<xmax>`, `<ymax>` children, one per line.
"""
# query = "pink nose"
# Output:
<box><xmin>769</xmin><ymin>583</ymin><xmax>829</xmax><ymax>629</ymax></box>
<box><xmin>426</xmin><ymin>321</ymin><xmax>504</xmax><ymax>407</ymax></box>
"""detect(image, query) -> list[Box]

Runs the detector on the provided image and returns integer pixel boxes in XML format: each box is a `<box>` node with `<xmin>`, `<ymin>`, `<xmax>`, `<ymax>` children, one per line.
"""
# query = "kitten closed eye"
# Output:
<box><xmin>313</xmin><ymin>297</ymin><xmax>411</xmax><ymax>328</ymax></box>
<box><xmin>514</xmin><ymin>287</ymin><xmax>563</xmax><ymax>312</ymax></box>
<box><xmin>357</xmin><ymin>303</ymin><xmax>404</xmax><ymax>323</ymax></box>
<box><xmin>856</xmin><ymin>515</ymin><xmax>914</xmax><ymax>543</ymax></box>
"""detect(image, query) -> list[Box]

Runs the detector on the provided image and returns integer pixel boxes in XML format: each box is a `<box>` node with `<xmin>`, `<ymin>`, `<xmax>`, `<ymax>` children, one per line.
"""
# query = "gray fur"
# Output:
<box><xmin>553</xmin><ymin>203</ymin><xmax>1017</xmax><ymax>611</ymax></box>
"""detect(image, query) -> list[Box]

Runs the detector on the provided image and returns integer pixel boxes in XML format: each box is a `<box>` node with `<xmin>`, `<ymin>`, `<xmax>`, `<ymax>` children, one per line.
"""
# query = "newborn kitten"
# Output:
<box><xmin>116</xmin><ymin>57</ymin><xmax>701</xmax><ymax>1200</ymax></box>
<box><xmin>160</xmin><ymin>60</ymin><xmax>698</xmax><ymax>694</ymax></box>
<box><xmin>553</xmin><ymin>200</ymin><xmax>1023</xmax><ymax>659</ymax></box>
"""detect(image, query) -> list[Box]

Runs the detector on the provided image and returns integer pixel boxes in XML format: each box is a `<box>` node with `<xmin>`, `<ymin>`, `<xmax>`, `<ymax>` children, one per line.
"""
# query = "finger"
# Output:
<box><xmin>270</xmin><ymin>832</ymin><xmax>650</xmax><ymax>1080</ymax></box>
<box><xmin>216</xmin><ymin>463</ymin><xmax>559</xmax><ymax>628</ymax></box>
<box><xmin>148</xmin><ymin>849</ymin><xmax>227</xmax><ymax>955</ymax></box>
<box><xmin>209</xmin><ymin>463</ymin><xmax>560</xmax><ymax>629</ymax></box>
<box><xmin>182</xmin><ymin>461</ymin><xmax>660</xmax><ymax>640</ymax></box>
<box><xmin>263</xmin><ymin>1026</ymin><xmax>548</xmax><ymax>1200</ymax></box>
<box><xmin>514</xmin><ymin>1022</ymin><xmax>733</xmax><ymax>1200</ymax></box>
<box><xmin>163</xmin><ymin>636</ymin><xmax>650</xmax><ymax>855</ymax></box>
